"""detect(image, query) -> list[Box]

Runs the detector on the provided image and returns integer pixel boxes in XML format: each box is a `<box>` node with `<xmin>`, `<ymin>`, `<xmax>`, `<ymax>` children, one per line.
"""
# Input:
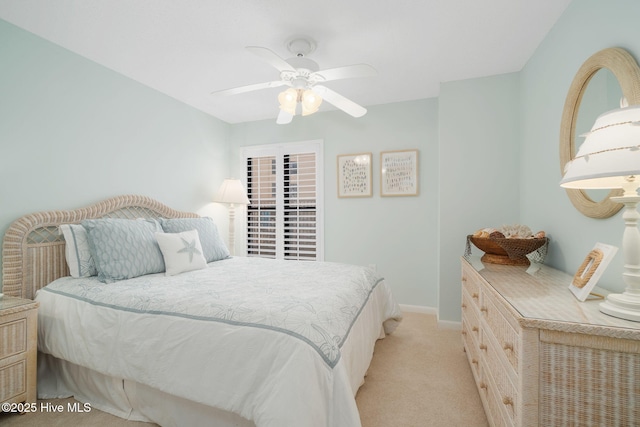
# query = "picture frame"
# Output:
<box><xmin>569</xmin><ymin>242</ymin><xmax>618</xmax><ymax>302</ymax></box>
<box><xmin>337</xmin><ymin>152</ymin><xmax>372</xmax><ymax>198</ymax></box>
<box><xmin>380</xmin><ymin>149</ymin><xmax>419</xmax><ymax>196</ymax></box>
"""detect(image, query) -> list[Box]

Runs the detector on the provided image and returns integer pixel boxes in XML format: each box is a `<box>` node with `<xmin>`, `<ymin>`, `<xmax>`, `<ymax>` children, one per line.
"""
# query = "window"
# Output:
<box><xmin>242</xmin><ymin>140</ymin><xmax>323</xmax><ymax>261</ymax></box>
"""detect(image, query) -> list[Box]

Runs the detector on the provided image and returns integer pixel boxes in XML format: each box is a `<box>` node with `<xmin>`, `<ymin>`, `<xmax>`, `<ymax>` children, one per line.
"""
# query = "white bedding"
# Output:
<box><xmin>35</xmin><ymin>257</ymin><xmax>402</xmax><ymax>427</ymax></box>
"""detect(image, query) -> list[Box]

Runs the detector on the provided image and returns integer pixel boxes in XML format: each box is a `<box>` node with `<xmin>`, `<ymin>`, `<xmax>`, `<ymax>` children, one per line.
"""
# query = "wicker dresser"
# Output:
<box><xmin>461</xmin><ymin>256</ymin><xmax>640</xmax><ymax>427</ymax></box>
<box><xmin>0</xmin><ymin>297</ymin><xmax>38</xmax><ymax>407</ymax></box>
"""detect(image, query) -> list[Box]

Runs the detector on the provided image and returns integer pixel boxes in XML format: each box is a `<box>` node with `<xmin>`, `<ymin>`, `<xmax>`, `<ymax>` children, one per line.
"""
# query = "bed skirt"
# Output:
<box><xmin>38</xmin><ymin>352</ymin><xmax>256</xmax><ymax>426</ymax></box>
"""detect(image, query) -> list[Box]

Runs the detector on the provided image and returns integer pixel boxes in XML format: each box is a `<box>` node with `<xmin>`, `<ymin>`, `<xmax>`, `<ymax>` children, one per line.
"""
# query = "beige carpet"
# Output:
<box><xmin>355</xmin><ymin>312</ymin><xmax>488</xmax><ymax>427</ymax></box>
<box><xmin>0</xmin><ymin>312</ymin><xmax>487</xmax><ymax>427</ymax></box>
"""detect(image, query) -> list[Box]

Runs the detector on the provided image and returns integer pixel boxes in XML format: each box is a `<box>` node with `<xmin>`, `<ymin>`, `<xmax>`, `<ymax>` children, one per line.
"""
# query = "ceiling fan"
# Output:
<box><xmin>211</xmin><ymin>37</ymin><xmax>377</xmax><ymax>124</ymax></box>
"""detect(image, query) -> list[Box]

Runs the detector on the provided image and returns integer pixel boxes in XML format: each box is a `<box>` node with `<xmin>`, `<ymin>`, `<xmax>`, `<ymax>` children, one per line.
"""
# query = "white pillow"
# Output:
<box><xmin>155</xmin><ymin>229</ymin><xmax>207</xmax><ymax>276</ymax></box>
<box><xmin>60</xmin><ymin>224</ymin><xmax>97</xmax><ymax>278</ymax></box>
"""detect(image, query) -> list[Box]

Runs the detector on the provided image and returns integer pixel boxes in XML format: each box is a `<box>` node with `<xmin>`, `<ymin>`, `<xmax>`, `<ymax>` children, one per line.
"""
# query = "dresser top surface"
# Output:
<box><xmin>0</xmin><ymin>296</ymin><xmax>38</xmax><ymax>315</ymax></box>
<box><xmin>463</xmin><ymin>256</ymin><xmax>640</xmax><ymax>337</ymax></box>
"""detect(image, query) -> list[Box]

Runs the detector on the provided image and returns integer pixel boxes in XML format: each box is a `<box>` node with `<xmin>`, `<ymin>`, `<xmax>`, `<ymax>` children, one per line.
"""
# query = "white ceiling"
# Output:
<box><xmin>0</xmin><ymin>0</ymin><xmax>573</xmax><ymax>124</ymax></box>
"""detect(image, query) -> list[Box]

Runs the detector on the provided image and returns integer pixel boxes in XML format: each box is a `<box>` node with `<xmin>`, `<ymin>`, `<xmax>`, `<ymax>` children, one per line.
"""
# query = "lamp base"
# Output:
<box><xmin>599</xmin><ymin>194</ymin><xmax>640</xmax><ymax>322</ymax></box>
<box><xmin>600</xmin><ymin>292</ymin><xmax>640</xmax><ymax>322</ymax></box>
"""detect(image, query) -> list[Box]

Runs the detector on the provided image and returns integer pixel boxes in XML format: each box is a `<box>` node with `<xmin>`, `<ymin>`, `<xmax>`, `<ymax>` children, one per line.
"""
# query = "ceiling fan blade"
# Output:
<box><xmin>311</xmin><ymin>64</ymin><xmax>377</xmax><ymax>83</ymax></box>
<box><xmin>277</xmin><ymin>108</ymin><xmax>294</xmax><ymax>125</ymax></box>
<box><xmin>313</xmin><ymin>85</ymin><xmax>367</xmax><ymax>118</ymax></box>
<box><xmin>211</xmin><ymin>80</ymin><xmax>288</xmax><ymax>96</ymax></box>
<box><xmin>246</xmin><ymin>46</ymin><xmax>296</xmax><ymax>73</ymax></box>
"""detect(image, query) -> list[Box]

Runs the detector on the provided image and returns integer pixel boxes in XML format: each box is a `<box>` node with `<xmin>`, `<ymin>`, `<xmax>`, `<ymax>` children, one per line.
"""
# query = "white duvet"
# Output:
<box><xmin>35</xmin><ymin>257</ymin><xmax>402</xmax><ymax>427</ymax></box>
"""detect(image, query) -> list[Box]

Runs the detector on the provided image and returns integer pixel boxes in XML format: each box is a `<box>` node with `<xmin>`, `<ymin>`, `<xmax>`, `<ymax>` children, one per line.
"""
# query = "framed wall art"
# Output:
<box><xmin>337</xmin><ymin>152</ymin><xmax>372</xmax><ymax>198</ymax></box>
<box><xmin>569</xmin><ymin>242</ymin><xmax>618</xmax><ymax>301</ymax></box>
<box><xmin>380</xmin><ymin>149</ymin><xmax>419</xmax><ymax>196</ymax></box>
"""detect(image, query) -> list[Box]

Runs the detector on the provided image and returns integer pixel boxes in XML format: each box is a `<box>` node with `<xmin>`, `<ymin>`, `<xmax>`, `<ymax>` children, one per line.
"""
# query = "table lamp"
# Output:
<box><xmin>213</xmin><ymin>178</ymin><xmax>250</xmax><ymax>255</ymax></box>
<box><xmin>560</xmin><ymin>104</ymin><xmax>640</xmax><ymax>321</ymax></box>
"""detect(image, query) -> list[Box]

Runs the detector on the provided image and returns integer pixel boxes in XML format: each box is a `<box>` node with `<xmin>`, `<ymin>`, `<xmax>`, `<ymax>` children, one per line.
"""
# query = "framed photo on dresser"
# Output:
<box><xmin>569</xmin><ymin>242</ymin><xmax>618</xmax><ymax>301</ymax></box>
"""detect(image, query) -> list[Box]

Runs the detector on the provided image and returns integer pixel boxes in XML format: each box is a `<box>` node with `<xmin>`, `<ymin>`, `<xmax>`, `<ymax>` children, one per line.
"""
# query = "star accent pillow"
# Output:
<box><xmin>155</xmin><ymin>229</ymin><xmax>207</xmax><ymax>276</ymax></box>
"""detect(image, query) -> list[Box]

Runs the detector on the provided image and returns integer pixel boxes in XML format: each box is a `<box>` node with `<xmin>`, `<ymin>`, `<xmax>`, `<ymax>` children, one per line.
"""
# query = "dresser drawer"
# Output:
<box><xmin>462</xmin><ymin>264</ymin><xmax>481</xmax><ymax>304</ymax></box>
<box><xmin>462</xmin><ymin>291</ymin><xmax>481</xmax><ymax>336</ymax></box>
<box><xmin>462</xmin><ymin>319</ymin><xmax>481</xmax><ymax>381</ymax></box>
<box><xmin>484</xmin><ymin>335</ymin><xmax>518</xmax><ymax>426</ymax></box>
<box><xmin>0</xmin><ymin>360</ymin><xmax>26</xmax><ymax>402</ymax></box>
<box><xmin>462</xmin><ymin>275</ymin><xmax>482</xmax><ymax>379</ymax></box>
<box><xmin>0</xmin><ymin>318</ymin><xmax>27</xmax><ymax>360</ymax></box>
<box><xmin>0</xmin><ymin>298</ymin><xmax>39</xmax><ymax>405</ymax></box>
<box><xmin>481</xmin><ymin>290</ymin><xmax>521</xmax><ymax>374</ymax></box>
<box><xmin>483</xmin><ymin>359</ymin><xmax>513</xmax><ymax>427</ymax></box>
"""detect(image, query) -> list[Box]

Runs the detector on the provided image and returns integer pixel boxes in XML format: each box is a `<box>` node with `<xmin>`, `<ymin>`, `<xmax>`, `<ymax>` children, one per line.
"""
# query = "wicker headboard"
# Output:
<box><xmin>2</xmin><ymin>195</ymin><xmax>199</xmax><ymax>299</ymax></box>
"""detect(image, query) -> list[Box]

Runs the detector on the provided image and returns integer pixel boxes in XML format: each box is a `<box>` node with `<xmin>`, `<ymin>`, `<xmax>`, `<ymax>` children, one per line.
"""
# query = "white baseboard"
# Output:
<box><xmin>399</xmin><ymin>304</ymin><xmax>437</xmax><ymax>315</ymax></box>
<box><xmin>398</xmin><ymin>304</ymin><xmax>462</xmax><ymax>330</ymax></box>
<box><xmin>436</xmin><ymin>319</ymin><xmax>462</xmax><ymax>330</ymax></box>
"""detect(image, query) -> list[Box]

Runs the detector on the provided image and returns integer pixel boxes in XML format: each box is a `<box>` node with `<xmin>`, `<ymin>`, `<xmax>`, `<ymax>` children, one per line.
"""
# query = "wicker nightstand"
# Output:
<box><xmin>0</xmin><ymin>296</ymin><xmax>38</xmax><ymax>406</ymax></box>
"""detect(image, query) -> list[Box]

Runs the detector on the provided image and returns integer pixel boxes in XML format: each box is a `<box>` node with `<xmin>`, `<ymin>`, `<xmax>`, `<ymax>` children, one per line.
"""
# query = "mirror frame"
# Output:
<box><xmin>560</xmin><ymin>47</ymin><xmax>640</xmax><ymax>218</ymax></box>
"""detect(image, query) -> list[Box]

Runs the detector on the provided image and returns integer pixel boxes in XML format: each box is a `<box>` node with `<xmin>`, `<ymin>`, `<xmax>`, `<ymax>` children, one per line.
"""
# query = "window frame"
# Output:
<box><xmin>241</xmin><ymin>140</ymin><xmax>324</xmax><ymax>261</ymax></box>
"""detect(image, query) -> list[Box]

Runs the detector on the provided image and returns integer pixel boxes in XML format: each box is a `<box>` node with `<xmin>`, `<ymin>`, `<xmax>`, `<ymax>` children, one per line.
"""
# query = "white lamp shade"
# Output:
<box><xmin>213</xmin><ymin>178</ymin><xmax>250</xmax><ymax>205</ymax></box>
<box><xmin>560</xmin><ymin>105</ymin><xmax>640</xmax><ymax>192</ymax></box>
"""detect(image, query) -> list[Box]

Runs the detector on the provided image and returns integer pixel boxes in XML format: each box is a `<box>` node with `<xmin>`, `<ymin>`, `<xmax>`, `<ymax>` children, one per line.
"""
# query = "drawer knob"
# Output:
<box><xmin>479</xmin><ymin>382</ymin><xmax>487</xmax><ymax>390</ymax></box>
<box><xmin>480</xmin><ymin>307</ymin><xmax>488</xmax><ymax>313</ymax></box>
<box><xmin>462</xmin><ymin>330</ymin><xmax>467</xmax><ymax>336</ymax></box>
<box><xmin>503</xmin><ymin>343</ymin><xmax>513</xmax><ymax>351</ymax></box>
<box><xmin>472</xmin><ymin>326</ymin><xmax>479</xmax><ymax>332</ymax></box>
<box><xmin>503</xmin><ymin>396</ymin><xmax>513</xmax><ymax>406</ymax></box>
<box><xmin>471</xmin><ymin>358</ymin><xmax>478</xmax><ymax>365</ymax></box>
<box><xmin>472</xmin><ymin>293</ymin><xmax>479</xmax><ymax>299</ymax></box>
<box><xmin>479</xmin><ymin>344</ymin><xmax>487</xmax><ymax>351</ymax></box>
<box><xmin>462</xmin><ymin>277</ymin><xmax>467</xmax><ymax>282</ymax></box>
<box><xmin>461</xmin><ymin>303</ymin><xmax>467</xmax><ymax>309</ymax></box>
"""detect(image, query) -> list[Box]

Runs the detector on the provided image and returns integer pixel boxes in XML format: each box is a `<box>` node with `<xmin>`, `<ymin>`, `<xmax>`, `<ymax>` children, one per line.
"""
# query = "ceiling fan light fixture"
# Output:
<box><xmin>301</xmin><ymin>89</ymin><xmax>322</xmax><ymax>116</ymax></box>
<box><xmin>278</xmin><ymin>88</ymin><xmax>298</xmax><ymax>114</ymax></box>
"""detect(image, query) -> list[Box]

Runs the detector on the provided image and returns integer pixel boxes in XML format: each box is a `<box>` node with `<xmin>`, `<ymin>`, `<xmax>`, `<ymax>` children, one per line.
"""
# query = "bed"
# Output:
<box><xmin>1</xmin><ymin>195</ymin><xmax>402</xmax><ymax>427</ymax></box>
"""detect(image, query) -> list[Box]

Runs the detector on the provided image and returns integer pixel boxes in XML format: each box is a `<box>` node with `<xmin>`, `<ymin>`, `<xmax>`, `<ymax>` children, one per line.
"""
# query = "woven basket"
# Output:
<box><xmin>469</xmin><ymin>236</ymin><xmax>548</xmax><ymax>266</ymax></box>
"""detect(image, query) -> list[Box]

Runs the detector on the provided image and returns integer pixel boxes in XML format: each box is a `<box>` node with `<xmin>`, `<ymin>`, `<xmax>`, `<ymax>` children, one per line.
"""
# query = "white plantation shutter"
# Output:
<box><xmin>246</xmin><ymin>155</ymin><xmax>277</xmax><ymax>258</ymax></box>
<box><xmin>243</xmin><ymin>141</ymin><xmax>323</xmax><ymax>261</ymax></box>
<box><xmin>284</xmin><ymin>152</ymin><xmax>317</xmax><ymax>260</ymax></box>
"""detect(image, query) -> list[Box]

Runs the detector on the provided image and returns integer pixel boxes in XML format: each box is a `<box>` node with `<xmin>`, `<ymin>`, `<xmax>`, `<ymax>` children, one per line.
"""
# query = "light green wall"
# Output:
<box><xmin>438</xmin><ymin>73</ymin><xmax>521</xmax><ymax>322</ymax></box>
<box><xmin>520</xmin><ymin>0</ymin><xmax>640</xmax><ymax>294</ymax></box>
<box><xmin>0</xmin><ymin>19</ymin><xmax>231</xmax><ymax>291</ymax></box>
<box><xmin>228</xmin><ymin>100</ymin><xmax>439</xmax><ymax>307</ymax></box>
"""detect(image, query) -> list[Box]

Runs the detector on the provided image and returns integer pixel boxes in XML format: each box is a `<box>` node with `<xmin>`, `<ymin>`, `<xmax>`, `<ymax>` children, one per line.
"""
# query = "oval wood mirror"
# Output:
<box><xmin>559</xmin><ymin>47</ymin><xmax>640</xmax><ymax>218</ymax></box>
